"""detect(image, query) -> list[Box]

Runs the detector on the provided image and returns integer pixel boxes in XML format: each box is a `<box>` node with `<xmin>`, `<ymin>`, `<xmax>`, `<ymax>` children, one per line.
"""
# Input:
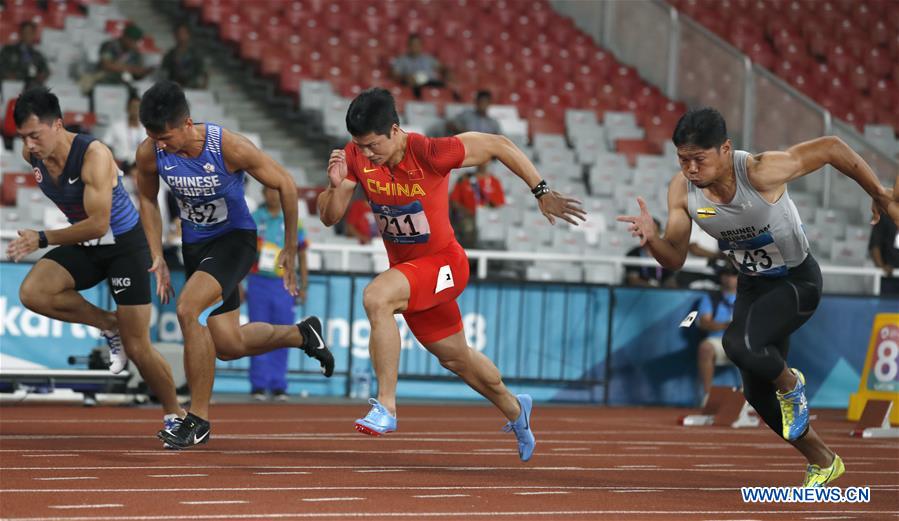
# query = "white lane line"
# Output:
<box><xmin>33</xmin><ymin>477</ymin><xmax>96</xmax><ymax>481</ymax></box>
<box><xmin>694</xmin><ymin>464</ymin><xmax>736</xmax><ymax>468</ymax></box>
<box><xmin>803</xmin><ymin>517</ymin><xmax>858</xmax><ymax>520</ymax></box>
<box><xmin>301</xmin><ymin>497</ymin><xmax>364</xmax><ymax>502</ymax></box>
<box><xmin>615</xmin><ymin>465</ymin><xmax>658</xmax><ymax>469</ymax></box>
<box><xmin>48</xmin><ymin>504</ymin><xmax>122</xmax><ymax>509</ymax></box>
<box><xmin>413</xmin><ymin>494</ymin><xmax>470</xmax><ymax>499</ymax></box>
<box><xmin>22</xmin><ymin>454</ymin><xmax>79</xmax><ymax>458</ymax></box>
<box><xmin>4</xmin><ymin>510</ymin><xmax>898</xmax><ymax>520</ymax></box>
<box><xmin>181</xmin><ymin>501</ymin><xmax>249</xmax><ymax>505</ymax></box>
<box><xmin>353</xmin><ymin>469</ymin><xmax>405</xmax><ymax>473</ymax></box>
<box><xmin>148</xmin><ymin>474</ymin><xmax>208</xmax><ymax>478</ymax></box>
<box><xmin>550</xmin><ymin>448</ymin><xmax>590</xmax><ymax>452</ymax></box>
<box><xmin>253</xmin><ymin>472</ymin><xmax>311</xmax><ymax>475</ymax></box>
<box><xmin>514</xmin><ymin>491</ymin><xmax>571</xmax><ymax>496</ymax></box>
<box><xmin>473</xmin><ymin>449</ymin><xmax>510</xmax><ymax>452</ymax></box>
<box><xmin>614</xmin><ymin>490</ymin><xmax>666</xmax><ymax>494</ymax></box>
<box><xmin>623</xmin><ymin>446</ymin><xmax>659</xmax><ymax>450</ymax></box>
<box><xmin>6</xmin><ymin>484</ymin><xmax>899</xmax><ymax>494</ymax></box>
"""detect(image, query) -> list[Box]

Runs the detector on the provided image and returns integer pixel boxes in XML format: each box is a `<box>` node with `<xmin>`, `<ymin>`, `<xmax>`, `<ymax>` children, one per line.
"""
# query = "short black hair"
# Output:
<box><xmin>345</xmin><ymin>87</ymin><xmax>399</xmax><ymax>137</ymax></box>
<box><xmin>139</xmin><ymin>81</ymin><xmax>190</xmax><ymax>134</ymax></box>
<box><xmin>13</xmin><ymin>87</ymin><xmax>62</xmax><ymax>127</ymax></box>
<box><xmin>475</xmin><ymin>90</ymin><xmax>492</xmax><ymax>102</ymax></box>
<box><xmin>672</xmin><ymin>107</ymin><xmax>728</xmax><ymax>149</ymax></box>
<box><xmin>19</xmin><ymin>21</ymin><xmax>36</xmax><ymax>33</ymax></box>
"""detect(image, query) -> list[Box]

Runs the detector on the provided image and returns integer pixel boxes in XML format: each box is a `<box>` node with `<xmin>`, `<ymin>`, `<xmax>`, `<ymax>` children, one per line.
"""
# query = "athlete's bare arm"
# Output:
<box><xmin>618</xmin><ymin>173</ymin><xmax>693</xmax><ymax>271</ymax></box>
<box><xmin>221</xmin><ymin>128</ymin><xmax>300</xmax><ymax>295</ymax></box>
<box><xmin>7</xmin><ymin>142</ymin><xmax>118</xmax><ymax>261</ymax></box>
<box><xmin>318</xmin><ymin>149</ymin><xmax>358</xmax><ymax>227</ymax></box>
<box><xmin>134</xmin><ymin>138</ymin><xmax>174</xmax><ymax>303</ymax></box>
<box><xmin>455</xmin><ymin>132</ymin><xmax>586</xmax><ymax>225</ymax></box>
<box><xmin>135</xmin><ymin>139</ymin><xmax>165</xmax><ymax>259</ymax></box>
<box><xmin>749</xmin><ymin>136</ymin><xmax>898</xmax><ymax>224</ymax></box>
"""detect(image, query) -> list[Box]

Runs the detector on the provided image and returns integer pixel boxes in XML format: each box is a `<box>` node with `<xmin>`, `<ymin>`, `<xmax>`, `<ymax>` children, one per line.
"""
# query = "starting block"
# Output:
<box><xmin>679</xmin><ymin>386</ymin><xmax>760</xmax><ymax>429</ymax></box>
<box><xmin>850</xmin><ymin>400</ymin><xmax>899</xmax><ymax>438</ymax></box>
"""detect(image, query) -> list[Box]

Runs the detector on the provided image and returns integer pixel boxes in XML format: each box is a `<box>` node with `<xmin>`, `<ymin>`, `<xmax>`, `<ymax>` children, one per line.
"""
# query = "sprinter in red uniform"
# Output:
<box><xmin>317</xmin><ymin>88</ymin><xmax>585</xmax><ymax>461</ymax></box>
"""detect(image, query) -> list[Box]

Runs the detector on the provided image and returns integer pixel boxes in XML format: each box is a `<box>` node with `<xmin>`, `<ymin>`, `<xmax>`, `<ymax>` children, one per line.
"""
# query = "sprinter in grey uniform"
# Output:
<box><xmin>618</xmin><ymin>108</ymin><xmax>899</xmax><ymax>488</ymax></box>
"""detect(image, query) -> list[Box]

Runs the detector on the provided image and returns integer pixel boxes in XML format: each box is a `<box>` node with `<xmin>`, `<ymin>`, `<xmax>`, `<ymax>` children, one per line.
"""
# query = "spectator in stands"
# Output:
<box><xmin>344</xmin><ymin>195</ymin><xmax>378</xmax><ymax>244</ymax></box>
<box><xmin>391</xmin><ymin>33</ymin><xmax>450</xmax><ymax>99</ymax></box>
<box><xmin>96</xmin><ymin>24</ymin><xmax>153</xmax><ymax>86</ymax></box>
<box><xmin>450</xmin><ymin>172</ymin><xmax>479</xmax><ymax>248</ymax></box>
<box><xmin>869</xmin><ymin>213</ymin><xmax>899</xmax><ymax>296</ymax></box>
<box><xmin>103</xmin><ymin>91</ymin><xmax>146</xmax><ymax>167</ymax></box>
<box><xmin>247</xmin><ymin>185</ymin><xmax>309</xmax><ymax>401</ymax></box>
<box><xmin>625</xmin><ymin>218</ymin><xmax>677</xmax><ymax>287</ymax></box>
<box><xmin>160</xmin><ymin>23</ymin><xmax>208</xmax><ymax>89</ymax></box>
<box><xmin>696</xmin><ymin>264</ymin><xmax>738</xmax><ymax>405</ymax></box>
<box><xmin>0</xmin><ymin>21</ymin><xmax>49</xmax><ymax>88</ymax></box>
<box><xmin>475</xmin><ymin>162</ymin><xmax>506</xmax><ymax>209</ymax></box>
<box><xmin>449</xmin><ymin>164</ymin><xmax>506</xmax><ymax>249</ymax></box>
<box><xmin>447</xmin><ymin>90</ymin><xmax>501</xmax><ymax>135</ymax></box>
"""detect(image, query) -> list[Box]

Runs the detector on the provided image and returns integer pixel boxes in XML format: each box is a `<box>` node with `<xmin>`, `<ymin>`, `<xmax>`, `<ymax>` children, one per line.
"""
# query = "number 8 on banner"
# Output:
<box><xmin>872</xmin><ymin>325</ymin><xmax>899</xmax><ymax>390</ymax></box>
<box><xmin>849</xmin><ymin>314</ymin><xmax>899</xmax><ymax>424</ymax></box>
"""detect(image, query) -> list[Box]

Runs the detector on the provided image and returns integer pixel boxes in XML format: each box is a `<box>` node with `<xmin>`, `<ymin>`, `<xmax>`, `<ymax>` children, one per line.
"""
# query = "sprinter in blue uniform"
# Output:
<box><xmin>7</xmin><ymin>87</ymin><xmax>185</xmax><ymax>433</ymax></box>
<box><xmin>135</xmin><ymin>81</ymin><xmax>333</xmax><ymax>449</ymax></box>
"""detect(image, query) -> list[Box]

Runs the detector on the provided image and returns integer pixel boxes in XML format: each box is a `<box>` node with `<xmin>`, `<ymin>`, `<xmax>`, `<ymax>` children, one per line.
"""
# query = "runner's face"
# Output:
<box><xmin>677</xmin><ymin>142</ymin><xmax>730</xmax><ymax>188</ymax></box>
<box><xmin>17</xmin><ymin>115</ymin><xmax>61</xmax><ymax>160</ymax></box>
<box><xmin>148</xmin><ymin>119</ymin><xmax>192</xmax><ymax>154</ymax></box>
<box><xmin>352</xmin><ymin>126</ymin><xmax>399</xmax><ymax>165</ymax></box>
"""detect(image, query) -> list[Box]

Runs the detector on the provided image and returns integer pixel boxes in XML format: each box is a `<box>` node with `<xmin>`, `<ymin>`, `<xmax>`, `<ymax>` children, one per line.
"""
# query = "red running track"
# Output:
<box><xmin>0</xmin><ymin>402</ymin><xmax>896</xmax><ymax>520</ymax></box>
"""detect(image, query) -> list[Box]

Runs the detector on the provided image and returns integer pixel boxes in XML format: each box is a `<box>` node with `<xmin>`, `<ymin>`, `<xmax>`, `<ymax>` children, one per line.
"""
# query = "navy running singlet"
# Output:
<box><xmin>30</xmin><ymin>133</ymin><xmax>139</xmax><ymax>246</ymax></box>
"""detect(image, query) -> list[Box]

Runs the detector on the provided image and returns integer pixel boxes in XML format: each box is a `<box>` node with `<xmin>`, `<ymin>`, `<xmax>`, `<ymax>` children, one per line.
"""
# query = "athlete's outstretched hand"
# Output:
<box><xmin>278</xmin><ymin>247</ymin><xmax>298</xmax><ymax>297</ymax></box>
<box><xmin>148</xmin><ymin>255</ymin><xmax>174</xmax><ymax>304</ymax></box>
<box><xmin>538</xmin><ymin>191</ymin><xmax>586</xmax><ymax>225</ymax></box>
<box><xmin>6</xmin><ymin>229</ymin><xmax>39</xmax><ymax>262</ymax></box>
<box><xmin>327</xmin><ymin>149</ymin><xmax>348</xmax><ymax>188</ymax></box>
<box><xmin>616</xmin><ymin>197</ymin><xmax>658</xmax><ymax>246</ymax></box>
<box><xmin>871</xmin><ymin>187</ymin><xmax>899</xmax><ymax>226</ymax></box>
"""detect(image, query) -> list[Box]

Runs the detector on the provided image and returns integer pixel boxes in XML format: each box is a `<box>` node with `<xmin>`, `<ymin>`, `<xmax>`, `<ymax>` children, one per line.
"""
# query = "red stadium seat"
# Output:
<box><xmin>1</xmin><ymin>172</ymin><xmax>37</xmax><ymax>207</ymax></box>
<box><xmin>616</xmin><ymin>139</ymin><xmax>659</xmax><ymax>167</ymax></box>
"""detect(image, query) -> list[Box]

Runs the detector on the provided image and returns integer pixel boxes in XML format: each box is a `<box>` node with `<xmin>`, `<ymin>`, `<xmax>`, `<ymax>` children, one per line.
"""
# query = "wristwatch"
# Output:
<box><xmin>38</xmin><ymin>230</ymin><xmax>48</xmax><ymax>248</ymax></box>
<box><xmin>531</xmin><ymin>180</ymin><xmax>551</xmax><ymax>199</ymax></box>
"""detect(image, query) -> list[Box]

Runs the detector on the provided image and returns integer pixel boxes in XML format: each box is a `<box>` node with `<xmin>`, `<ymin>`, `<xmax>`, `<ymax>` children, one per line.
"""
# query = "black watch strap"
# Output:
<box><xmin>38</xmin><ymin>230</ymin><xmax>48</xmax><ymax>249</ymax></box>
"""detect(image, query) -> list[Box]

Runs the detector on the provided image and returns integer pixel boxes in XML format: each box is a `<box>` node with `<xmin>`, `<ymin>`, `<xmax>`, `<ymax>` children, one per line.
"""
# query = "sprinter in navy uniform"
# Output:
<box><xmin>135</xmin><ymin>81</ymin><xmax>334</xmax><ymax>449</ymax></box>
<box><xmin>7</xmin><ymin>87</ymin><xmax>185</xmax><ymax>433</ymax></box>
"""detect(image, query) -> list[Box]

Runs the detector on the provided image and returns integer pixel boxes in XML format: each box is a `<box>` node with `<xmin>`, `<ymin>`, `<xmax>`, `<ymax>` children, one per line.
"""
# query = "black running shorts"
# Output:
<box><xmin>43</xmin><ymin>223</ymin><xmax>152</xmax><ymax>306</ymax></box>
<box><xmin>181</xmin><ymin>229</ymin><xmax>257</xmax><ymax>316</ymax></box>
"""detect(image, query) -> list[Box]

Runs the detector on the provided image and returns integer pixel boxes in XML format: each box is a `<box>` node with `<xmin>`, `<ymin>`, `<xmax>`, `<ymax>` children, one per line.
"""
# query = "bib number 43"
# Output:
<box><xmin>736</xmin><ymin>248</ymin><xmax>773</xmax><ymax>273</ymax></box>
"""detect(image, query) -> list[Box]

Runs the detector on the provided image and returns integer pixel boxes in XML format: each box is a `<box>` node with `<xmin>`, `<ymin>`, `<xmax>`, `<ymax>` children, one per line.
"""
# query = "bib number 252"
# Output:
<box><xmin>180</xmin><ymin>198</ymin><xmax>227</xmax><ymax>226</ymax></box>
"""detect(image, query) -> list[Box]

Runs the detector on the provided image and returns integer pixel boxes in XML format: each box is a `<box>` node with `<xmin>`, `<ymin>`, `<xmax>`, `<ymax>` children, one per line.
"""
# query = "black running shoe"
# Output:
<box><xmin>297</xmin><ymin>316</ymin><xmax>334</xmax><ymax>377</ymax></box>
<box><xmin>157</xmin><ymin>412</ymin><xmax>210</xmax><ymax>450</ymax></box>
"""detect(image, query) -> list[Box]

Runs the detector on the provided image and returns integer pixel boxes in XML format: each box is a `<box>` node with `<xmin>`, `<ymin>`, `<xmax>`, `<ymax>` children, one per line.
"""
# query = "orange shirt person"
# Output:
<box><xmin>317</xmin><ymin>88</ymin><xmax>584</xmax><ymax>461</ymax></box>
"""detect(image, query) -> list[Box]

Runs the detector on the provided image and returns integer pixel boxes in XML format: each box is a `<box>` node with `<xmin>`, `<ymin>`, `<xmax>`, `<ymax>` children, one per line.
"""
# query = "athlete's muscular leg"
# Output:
<box><xmin>208</xmin><ymin>310</ymin><xmax>303</xmax><ymax>360</ymax></box>
<box><xmin>19</xmin><ymin>259</ymin><xmax>116</xmax><ymax>331</ymax></box>
<box><xmin>116</xmin><ymin>304</ymin><xmax>184</xmax><ymax>417</ymax></box>
<box><xmin>362</xmin><ymin>269</ymin><xmax>410</xmax><ymax>416</ymax></box>
<box><xmin>424</xmin><ymin>331</ymin><xmax>521</xmax><ymax>421</ymax></box>
<box><xmin>175</xmin><ymin>271</ymin><xmax>222</xmax><ymax>420</ymax></box>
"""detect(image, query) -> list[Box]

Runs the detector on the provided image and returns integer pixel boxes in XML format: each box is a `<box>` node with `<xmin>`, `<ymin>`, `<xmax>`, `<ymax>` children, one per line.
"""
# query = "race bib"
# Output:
<box><xmin>258</xmin><ymin>241</ymin><xmax>281</xmax><ymax>274</ymax></box>
<box><xmin>719</xmin><ymin>231</ymin><xmax>787</xmax><ymax>277</ymax></box>
<box><xmin>370</xmin><ymin>200</ymin><xmax>430</xmax><ymax>244</ymax></box>
<box><xmin>180</xmin><ymin>197</ymin><xmax>228</xmax><ymax>226</ymax></box>
<box><xmin>79</xmin><ymin>227</ymin><xmax>116</xmax><ymax>247</ymax></box>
